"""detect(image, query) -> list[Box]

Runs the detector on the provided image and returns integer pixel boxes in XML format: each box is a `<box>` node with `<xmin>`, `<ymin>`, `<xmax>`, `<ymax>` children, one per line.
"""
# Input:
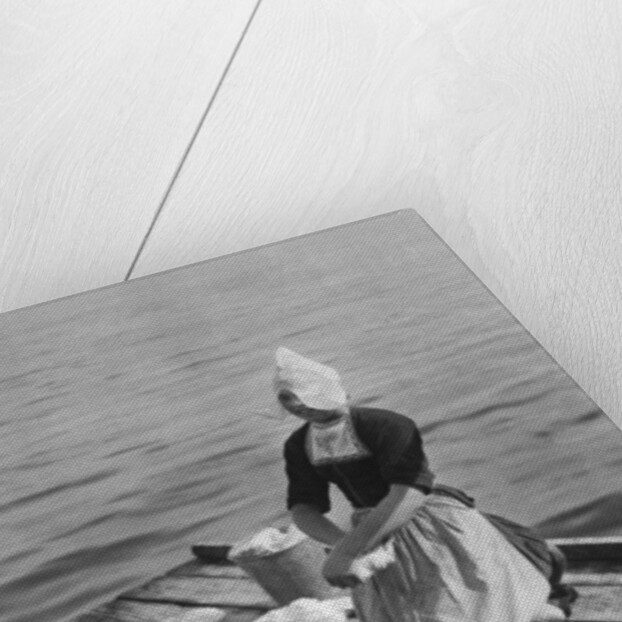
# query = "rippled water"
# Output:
<box><xmin>1</xmin><ymin>213</ymin><xmax>621</xmax><ymax>621</ymax></box>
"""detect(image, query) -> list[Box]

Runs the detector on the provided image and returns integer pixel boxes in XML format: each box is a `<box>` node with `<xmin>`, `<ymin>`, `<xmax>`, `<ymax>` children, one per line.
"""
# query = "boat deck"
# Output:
<box><xmin>72</xmin><ymin>538</ymin><xmax>622</xmax><ymax>621</ymax></box>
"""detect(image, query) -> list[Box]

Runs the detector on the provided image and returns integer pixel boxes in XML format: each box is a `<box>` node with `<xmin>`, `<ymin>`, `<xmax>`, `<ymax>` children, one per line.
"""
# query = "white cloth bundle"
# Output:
<box><xmin>228</xmin><ymin>524</ymin><xmax>395</xmax><ymax>579</ymax></box>
<box><xmin>349</xmin><ymin>540</ymin><xmax>396</xmax><ymax>581</ymax></box>
<box><xmin>228</xmin><ymin>525</ymin><xmax>307</xmax><ymax>559</ymax></box>
<box><xmin>254</xmin><ymin>597</ymin><xmax>354</xmax><ymax>622</ymax></box>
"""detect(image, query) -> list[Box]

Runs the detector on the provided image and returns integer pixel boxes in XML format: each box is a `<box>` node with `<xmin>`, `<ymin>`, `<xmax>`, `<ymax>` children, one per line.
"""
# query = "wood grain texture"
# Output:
<box><xmin>568</xmin><ymin>585</ymin><xmax>622</xmax><ymax>622</ymax></box>
<box><xmin>131</xmin><ymin>0</ymin><xmax>622</xmax><ymax>423</ymax></box>
<box><xmin>120</xmin><ymin>575</ymin><xmax>276</xmax><ymax>608</ymax></box>
<box><xmin>0</xmin><ymin>0</ymin><xmax>257</xmax><ymax>312</ymax></box>
<box><xmin>73</xmin><ymin>546</ymin><xmax>622</xmax><ymax>622</ymax></box>
<box><xmin>167</xmin><ymin>561</ymin><xmax>247</xmax><ymax>579</ymax></box>
<box><xmin>73</xmin><ymin>600</ymin><xmax>227</xmax><ymax>622</ymax></box>
<box><xmin>551</xmin><ymin>538</ymin><xmax>622</xmax><ymax>561</ymax></box>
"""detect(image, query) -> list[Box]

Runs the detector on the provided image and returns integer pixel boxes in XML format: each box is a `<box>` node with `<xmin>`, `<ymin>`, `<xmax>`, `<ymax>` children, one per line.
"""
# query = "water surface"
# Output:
<box><xmin>1</xmin><ymin>214</ymin><xmax>620</xmax><ymax>621</ymax></box>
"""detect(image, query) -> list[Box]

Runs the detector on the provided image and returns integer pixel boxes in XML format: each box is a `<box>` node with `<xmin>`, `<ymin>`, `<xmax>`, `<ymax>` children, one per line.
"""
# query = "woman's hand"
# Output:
<box><xmin>333</xmin><ymin>485</ymin><xmax>425</xmax><ymax>560</ymax></box>
<box><xmin>322</xmin><ymin>550</ymin><xmax>362</xmax><ymax>589</ymax></box>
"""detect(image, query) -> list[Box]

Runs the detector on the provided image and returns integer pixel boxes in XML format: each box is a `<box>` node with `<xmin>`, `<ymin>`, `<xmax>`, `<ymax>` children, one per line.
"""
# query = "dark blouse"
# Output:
<box><xmin>283</xmin><ymin>407</ymin><xmax>435</xmax><ymax>513</ymax></box>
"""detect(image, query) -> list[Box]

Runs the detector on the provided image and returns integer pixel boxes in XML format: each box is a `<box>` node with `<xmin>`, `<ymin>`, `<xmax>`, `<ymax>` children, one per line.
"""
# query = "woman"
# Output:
<box><xmin>274</xmin><ymin>347</ymin><xmax>575</xmax><ymax>621</ymax></box>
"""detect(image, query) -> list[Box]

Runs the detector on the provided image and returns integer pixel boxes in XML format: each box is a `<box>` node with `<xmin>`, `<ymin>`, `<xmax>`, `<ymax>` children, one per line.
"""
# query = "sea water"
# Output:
<box><xmin>1</xmin><ymin>218</ymin><xmax>620</xmax><ymax>621</ymax></box>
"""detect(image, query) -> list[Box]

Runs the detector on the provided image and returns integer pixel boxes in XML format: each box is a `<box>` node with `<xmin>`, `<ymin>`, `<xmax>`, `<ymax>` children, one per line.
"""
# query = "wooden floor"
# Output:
<box><xmin>71</xmin><ymin>538</ymin><xmax>622</xmax><ymax>621</ymax></box>
<box><xmin>1</xmin><ymin>1</ymin><xmax>621</xmax><ymax>421</ymax></box>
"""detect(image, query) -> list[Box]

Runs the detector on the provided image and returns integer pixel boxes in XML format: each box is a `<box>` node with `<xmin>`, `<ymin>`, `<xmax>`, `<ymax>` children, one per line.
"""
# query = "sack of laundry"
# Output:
<box><xmin>254</xmin><ymin>596</ymin><xmax>355</xmax><ymax>622</ymax></box>
<box><xmin>228</xmin><ymin>524</ymin><xmax>308</xmax><ymax>559</ymax></box>
<box><xmin>228</xmin><ymin>525</ymin><xmax>342</xmax><ymax>604</ymax></box>
<box><xmin>348</xmin><ymin>539</ymin><xmax>396</xmax><ymax>581</ymax></box>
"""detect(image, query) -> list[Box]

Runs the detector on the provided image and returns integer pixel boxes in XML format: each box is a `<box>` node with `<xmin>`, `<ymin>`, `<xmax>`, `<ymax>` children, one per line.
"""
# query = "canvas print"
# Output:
<box><xmin>0</xmin><ymin>211</ymin><xmax>619</xmax><ymax>622</ymax></box>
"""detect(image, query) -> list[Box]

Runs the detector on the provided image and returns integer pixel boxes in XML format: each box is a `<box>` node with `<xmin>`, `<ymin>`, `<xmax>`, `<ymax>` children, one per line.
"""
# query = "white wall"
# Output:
<box><xmin>1</xmin><ymin>0</ymin><xmax>621</xmax><ymax>421</ymax></box>
<box><xmin>0</xmin><ymin>0</ymin><xmax>257</xmax><ymax>307</ymax></box>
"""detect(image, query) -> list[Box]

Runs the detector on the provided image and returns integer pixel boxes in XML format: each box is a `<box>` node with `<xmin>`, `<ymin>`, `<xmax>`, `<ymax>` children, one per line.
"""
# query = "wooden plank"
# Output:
<box><xmin>567</xmin><ymin>584</ymin><xmax>622</xmax><ymax>622</ymax></box>
<box><xmin>71</xmin><ymin>599</ymin><xmax>227</xmax><ymax>621</ymax></box>
<box><xmin>198</xmin><ymin>540</ymin><xmax>622</xmax><ymax>565</ymax></box>
<box><xmin>565</xmin><ymin>572</ymin><xmax>622</xmax><ymax>586</ymax></box>
<box><xmin>130</xmin><ymin>0</ymin><xmax>622</xmax><ymax>421</ymax></box>
<box><xmin>72</xmin><ymin>598</ymin><xmax>267</xmax><ymax>622</ymax></box>
<box><xmin>219</xmin><ymin>611</ymin><xmax>270</xmax><ymax>622</ymax></box>
<box><xmin>72</xmin><ymin>543</ymin><xmax>622</xmax><ymax>621</ymax></box>
<box><xmin>168</xmin><ymin>560</ymin><xmax>249</xmax><ymax>579</ymax></box>
<box><xmin>550</xmin><ymin>537</ymin><xmax>622</xmax><ymax>562</ymax></box>
<box><xmin>0</xmin><ymin>0</ymin><xmax>258</xmax><ymax>312</ymax></box>
<box><xmin>566</xmin><ymin>559</ymin><xmax>622</xmax><ymax>575</ymax></box>
<box><xmin>73</xmin><ymin>602</ymin><xmax>267</xmax><ymax>622</ymax></box>
<box><xmin>120</xmin><ymin>576</ymin><xmax>276</xmax><ymax>609</ymax></box>
<box><xmin>192</xmin><ymin>544</ymin><xmax>232</xmax><ymax>563</ymax></box>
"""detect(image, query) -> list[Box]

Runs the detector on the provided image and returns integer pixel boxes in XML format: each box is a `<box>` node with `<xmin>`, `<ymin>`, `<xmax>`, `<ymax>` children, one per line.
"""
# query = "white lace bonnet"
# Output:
<box><xmin>273</xmin><ymin>347</ymin><xmax>348</xmax><ymax>411</ymax></box>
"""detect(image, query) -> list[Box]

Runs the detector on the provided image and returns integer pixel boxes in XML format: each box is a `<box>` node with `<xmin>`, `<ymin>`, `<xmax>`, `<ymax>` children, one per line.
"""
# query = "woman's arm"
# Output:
<box><xmin>291</xmin><ymin>503</ymin><xmax>346</xmax><ymax>546</ymax></box>
<box><xmin>321</xmin><ymin>485</ymin><xmax>426</xmax><ymax>588</ymax></box>
<box><xmin>332</xmin><ymin>484</ymin><xmax>426</xmax><ymax>558</ymax></box>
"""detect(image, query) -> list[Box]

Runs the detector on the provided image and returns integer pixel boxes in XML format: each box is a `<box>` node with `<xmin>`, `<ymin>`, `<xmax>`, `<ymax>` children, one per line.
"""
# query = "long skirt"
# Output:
<box><xmin>351</xmin><ymin>495</ymin><xmax>556</xmax><ymax>622</ymax></box>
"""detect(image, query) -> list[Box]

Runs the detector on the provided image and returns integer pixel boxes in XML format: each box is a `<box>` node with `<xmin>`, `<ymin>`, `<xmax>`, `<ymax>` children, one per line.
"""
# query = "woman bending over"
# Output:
<box><xmin>274</xmin><ymin>347</ymin><xmax>576</xmax><ymax>621</ymax></box>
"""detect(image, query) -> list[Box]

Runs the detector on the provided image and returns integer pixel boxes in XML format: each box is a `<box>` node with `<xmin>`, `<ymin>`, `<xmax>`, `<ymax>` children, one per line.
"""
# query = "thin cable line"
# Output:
<box><xmin>125</xmin><ymin>0</ymin><xmax>264</xmax><ymax>281</ymax></box>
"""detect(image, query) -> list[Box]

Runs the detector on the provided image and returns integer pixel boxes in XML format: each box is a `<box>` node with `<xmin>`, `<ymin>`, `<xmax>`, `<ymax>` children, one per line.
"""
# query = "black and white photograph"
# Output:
<box><xmin>2</xmin><ymin>2</ymin><xmax>622</xmax><ymax>622</ymax></box>
<box><xmin>1</xmin><ymin>212</ymin><xmax>620</xmax><ymax>621</ymax></box>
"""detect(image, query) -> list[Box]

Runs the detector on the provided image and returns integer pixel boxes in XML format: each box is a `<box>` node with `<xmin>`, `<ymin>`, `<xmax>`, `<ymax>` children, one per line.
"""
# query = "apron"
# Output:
<box><xmin>351</xmin><ymin>494</ymin><xmax>555</xmax><ymax>622</ymax></box>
